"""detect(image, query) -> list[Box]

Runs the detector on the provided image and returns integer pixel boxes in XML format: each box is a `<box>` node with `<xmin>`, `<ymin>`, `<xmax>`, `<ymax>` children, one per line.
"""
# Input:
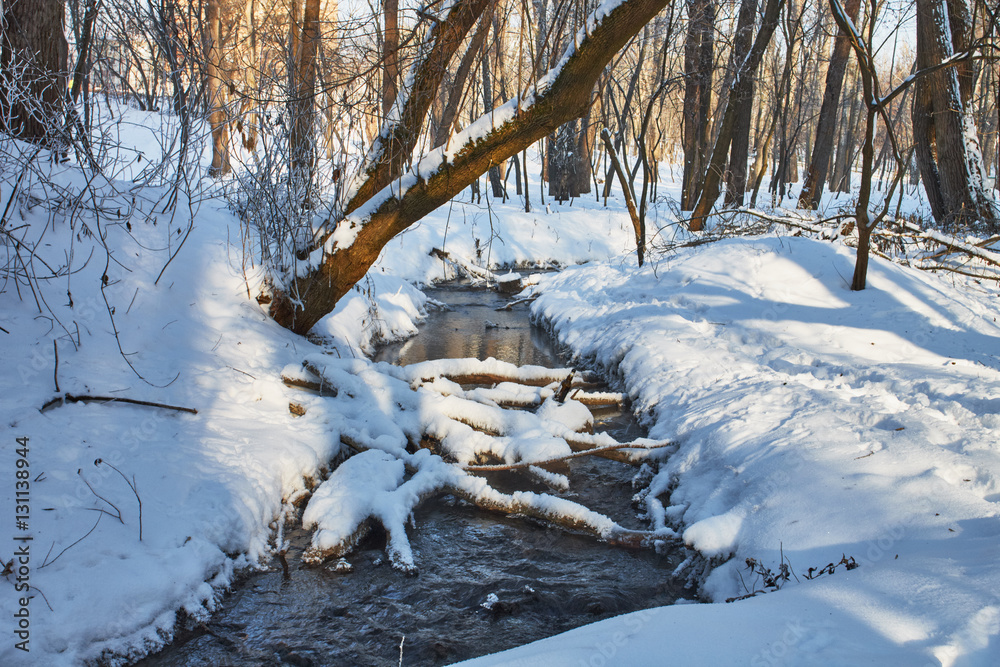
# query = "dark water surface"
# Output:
<box><xmin>139</xmin><ymin>283</ymin><xmax>685</xmax><ymax>667</ymax></box>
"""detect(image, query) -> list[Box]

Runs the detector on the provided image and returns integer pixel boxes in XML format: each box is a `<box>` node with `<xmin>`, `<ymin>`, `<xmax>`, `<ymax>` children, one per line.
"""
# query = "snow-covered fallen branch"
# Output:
<box><xmin>283</xmin><ymin>354</ymin><xmax>675</xmax><ymax>572</ymax></box>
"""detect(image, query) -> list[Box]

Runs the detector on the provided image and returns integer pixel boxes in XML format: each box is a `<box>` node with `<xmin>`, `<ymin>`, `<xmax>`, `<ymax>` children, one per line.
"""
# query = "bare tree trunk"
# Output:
<box><xmin>235</xmin><ymin>0</ymin><xmax>260</xmax><ymax>151</ymax></box>
<box><xmin>289</xmin><ymin>0</ymin><xmax>322</xmax><ymax>206</ymax></box>
<box><xmin>913</xmin><ymin>0</ymin><xmax>996</xmax><ymax>231</ymax></box>
<box><xmin>433</xmin><ymin>11</ymin><xmax>493</xmax><ymax>148</ymax></box>
<box><xmin>797</xmin><ymin>0</ymin><xmax>861</xmax><ymax>209</ymax></box>
<box><xmin>575</xmin><ymin>94</ymin><xmax>598</xmax><ymax>196</ymax></box>
<box><xmin>204</xmin><ymin>0</ymin><xmax>230</xmax><ymax>177</ymax></box>
<box><xmin>70</xmin><ymin>0</ymin><xmax>100</xmax><ymax>103</ymax></box>
<box><xmin>830</xmin><ymin>75</ymin><xmax>859</xmax><ymax>193</ymax></box>
<box><xmin>691</xmin><ymin>0</ymin><xmax>784</xmax><ymax>230</ymax></box>
<box><xmin>680</xmin><ymin>0</ymin><xmax>714</xmax><ymax>211</ymax></box>
<box><xmin>0</xmin><ymin>0</ymin><xmax>68</xmax><ymax>142</ymax></box>
<box><xmin>383</xmin><ymin>0</ymin><xmax>399</xmax><ymax>118</ymax></box>
<box><xmin>723</xmin><ymin>0</ymin><xmax>758</xmax><ymax>207</ymax></box>
<box><xmin>481</xmin><ymin>40</ymin><xmax>506</xmax><ymax>199</ymax></box>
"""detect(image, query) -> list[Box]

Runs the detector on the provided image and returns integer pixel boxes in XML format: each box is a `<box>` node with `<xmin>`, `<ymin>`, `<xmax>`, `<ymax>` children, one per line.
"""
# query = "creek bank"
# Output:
<box><xmin>139</xmin><ymin>282</ymin><xmax>692</xmax><ymax>667</ymax></box>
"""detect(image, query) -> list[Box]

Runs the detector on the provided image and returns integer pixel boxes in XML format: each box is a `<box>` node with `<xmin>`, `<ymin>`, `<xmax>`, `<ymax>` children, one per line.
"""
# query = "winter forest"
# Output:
<box><xmin>2</xmin><ymin>0</ymin><xmax>1000</xmax><ymax>664</ymax></box>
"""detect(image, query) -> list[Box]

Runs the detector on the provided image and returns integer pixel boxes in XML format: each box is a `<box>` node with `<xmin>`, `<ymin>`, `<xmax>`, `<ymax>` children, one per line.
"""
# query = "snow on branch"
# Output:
<box><xmin>287</xmin><ymin>355</ymin><xmax>676</xmax><ymax>572</ymax></box>
<box><xmin>316</xmin><ymin>0</ymin><xmax>671</xmax><ymax>258</ymax></box>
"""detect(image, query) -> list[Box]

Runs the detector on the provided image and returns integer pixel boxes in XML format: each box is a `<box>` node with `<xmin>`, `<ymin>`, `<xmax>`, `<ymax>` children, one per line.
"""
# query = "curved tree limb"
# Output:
<box><xmin>270</xmin><ymin>0</ymin><xmax>674</xmax><ymax>333</ymax></box>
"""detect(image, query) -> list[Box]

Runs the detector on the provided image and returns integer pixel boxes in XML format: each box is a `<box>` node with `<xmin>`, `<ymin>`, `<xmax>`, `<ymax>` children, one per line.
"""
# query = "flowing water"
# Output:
<box><xmin>139</xmin><ymin>283</ymin><xmax>687</xmax><ymax>667</ymax></box>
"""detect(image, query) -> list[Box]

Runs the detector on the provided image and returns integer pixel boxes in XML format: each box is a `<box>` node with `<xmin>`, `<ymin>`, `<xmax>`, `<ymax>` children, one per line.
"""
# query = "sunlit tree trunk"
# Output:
<box><xmin>204</xmin><ymin>0</ymin><xmax>230</xmax><ymax>177</ymax></box>
<box><xmin>383</xmin><ymin>0</ymin><xmax>399</xmax><ymax>118</ymax></box>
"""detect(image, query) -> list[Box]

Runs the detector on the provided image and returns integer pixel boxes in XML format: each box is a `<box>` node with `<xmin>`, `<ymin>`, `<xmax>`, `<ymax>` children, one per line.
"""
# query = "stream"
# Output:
<box><xmin>139</xmin><ymin>283</ymin><xmax>687</xmax><ymax>667</ymax></box>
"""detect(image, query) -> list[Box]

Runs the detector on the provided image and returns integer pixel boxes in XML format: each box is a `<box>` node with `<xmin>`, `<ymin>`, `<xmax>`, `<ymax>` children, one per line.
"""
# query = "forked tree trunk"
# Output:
<box><xmin>344</xmin><ymin>0</ymin><xmax>499</xmax><ymax>217</ymax></box>
<box><xmin>601</xmin><ymin>128</ymin><xmax>644</xmax><ymax>265</ymax></box>
<box><xmin>434</xmin><ymin>10</ymin><xmax>494</xmax><ymax>148</ymax></box>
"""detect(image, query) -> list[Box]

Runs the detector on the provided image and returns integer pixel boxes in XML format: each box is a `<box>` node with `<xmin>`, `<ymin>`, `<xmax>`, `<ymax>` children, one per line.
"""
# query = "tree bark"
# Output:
<box><xmin>270</xmin><ymin>0</ymin><xmax>673</xmax><ymax>333</ymax></box>
<box><xmin>723</xmin><ymin>0</ymin><xmax>758</xmax><ymax>207</ymax></box>
<box><xmin>204</xmin><ymin>0</ymin><xmax>230</xmax><ymax>177</ymax></box>
<box><xmin>797</xmin><ymin>0</ymin><xmax>860</xmax><ymax>209</ymax></box>
<box><xmin>382</xmin><ymin>0</ymin><xmax>399</xmax><ymax>118</ymax></box>
<box><xmin>289</xmin><ymin>0</ymin><xmax>322</xmax><ymax>203</ymax></box>
<box><xmin>912</xmin><ymin>0</ymin><xmax>996</xmax><ymax>231</ymax></box>
<box><xmin>690</xmin><ymin>0</ymin><xmax>784</xmax><ymax>230</ymax></box>
<box><xmin>0</xmin><ymin>0</ymin><xmax>67</xmax><ymax>142</ymax></box>
<box><xmin>680</xmin><ymin>0</ymin><xmax>715</xmax><ymax>211</ymax></box>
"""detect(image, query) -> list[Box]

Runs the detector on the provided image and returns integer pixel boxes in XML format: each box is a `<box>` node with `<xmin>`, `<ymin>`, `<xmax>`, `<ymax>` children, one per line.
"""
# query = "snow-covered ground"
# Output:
<box><xmin>464</xmin><ymin>236</ymin><xmax>1000</xmax><ymax>666</ymax></box>
<box><xmin>2</xmin><ymin>110</ymin><xmax>999</xmax><ymax>665</ymax></box>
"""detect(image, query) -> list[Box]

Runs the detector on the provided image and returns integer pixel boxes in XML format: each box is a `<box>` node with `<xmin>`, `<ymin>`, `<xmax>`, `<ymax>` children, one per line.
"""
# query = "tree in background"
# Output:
<box><xmin>680</xmin><ymin>0</ymin><xmax>714</xmax><ymax>211</ymax></box>
<box><xmin>797</xmin><ymin>0</ymin><xmax>860</xmax><ymax>209</ymax></box>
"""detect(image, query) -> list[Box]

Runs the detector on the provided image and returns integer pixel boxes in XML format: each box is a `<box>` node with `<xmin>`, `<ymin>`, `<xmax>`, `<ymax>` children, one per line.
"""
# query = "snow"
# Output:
<box><xmin>461</xmin><ymin>236</ymin><xmax>1000</xmax><ymax>666</ymax></box>
<box><xmin>3</xmin><ymin>100</ymin><xmax>1000</xmax><ymax>666</ymax></box>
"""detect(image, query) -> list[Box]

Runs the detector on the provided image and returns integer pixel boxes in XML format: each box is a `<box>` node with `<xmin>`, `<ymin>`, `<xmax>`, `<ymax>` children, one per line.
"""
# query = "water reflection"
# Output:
<box><xmin>374</xmin><ymin>285</ymin><xmax>561</xmax><ymax>368</ymax></box>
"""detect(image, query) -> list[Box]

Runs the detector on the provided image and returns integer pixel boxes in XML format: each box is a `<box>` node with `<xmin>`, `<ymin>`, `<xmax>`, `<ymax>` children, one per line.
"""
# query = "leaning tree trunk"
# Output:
<box><xmin>0</xmin><ymin>0</ymin><xmax>68</xmax><ymax>142</ymax></box>
<box><xmin>269</xmin><ymin>0</ymin><xmax>673</xmax><ymax>333</ymax></box>
<box><xmin>912</xmin><ymin>0</ymin><xmax>996</xmax><ymax>232</ymax></box>
<box><xmin>797</xmin><ymin>0</ymin><xmax>861</xmax><ymax>209</ymax></box>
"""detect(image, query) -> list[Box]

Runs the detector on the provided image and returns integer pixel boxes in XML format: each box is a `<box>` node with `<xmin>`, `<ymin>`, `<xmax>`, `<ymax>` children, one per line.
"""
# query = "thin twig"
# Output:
<box><xmin>77</xmin><ymin>469</ymin><xmax>123</xmax><ymax>523</ymax></box>
<box><xmin>52</xmin><ymin>339</ymin><xmax>60</xmax><ymax>392</ymax></box>
<box><xmin>96</xmin><ymin>459</ymin><xmax>142</xmax><ymax>541</ymax></box>
<box><xmin>39</xmin><ymin>512</ymin><xmax>103</xmax><ymax>569</ymax></box>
